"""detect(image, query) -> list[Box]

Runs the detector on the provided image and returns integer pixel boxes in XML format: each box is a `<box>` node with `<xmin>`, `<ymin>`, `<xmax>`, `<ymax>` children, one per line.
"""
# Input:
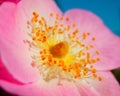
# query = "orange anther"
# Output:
<box><xmin>56</xmin><ymin>14</ymin><xmax>59</xmax><ymax>19</ymax></box>
<box><xmin>50</xmin><ymin>13</ymin><xmax>53</xmax><ymax>16</ymax></box>
<box><xmin>63</xmin><ymin>66</ymin><xmax>67</xmax><ymax>71</ymax></box>
<box><xmin>32</xmin><ymin>12</ymin><xmax>36</xmax><ymax>15</ymax></box>
<box><xmin>81</xmin><ymin>44</ymin><xmax>85</xmax><ymax>47</ymax></box>
<box><xmin>59</xmin><ymin>60</ymin><xmax>64</xmax><ymax>65</ymax></box>
<box><xmin>60</xmin><ymin>24</ymin><xmax>63</xmax><ymax>27</ymax></box>
<box><xmin>40</xmin><ymin>51</ymin><xmax>43</xmax><ymax>54</ymax></box>
<box><xmin>48</xmin><ymin>58</ymin><xmax>52</xmax><ymax>62</ymax></box>
<box><xmin>82</xmin><ymin>32</ymin><xmax>86</xmax><ymax>39</ymax></box>
<box><xmin>73</xmin><ymin>29</ymin><xmax>79</xmax><ymax>35</ymax></box>
<box><xmin>86</xmin><ymin>46</ymin><xmax>89</xmax><ymax>50</ymax></box>
<box><xmin>58</xmin><ymin>31</ymin><xmax>64</xmax><ymax>34</ymax></box>
<box><xmin>60</xmin><ymin>17</ymin><xmax>63</xmax><ymax>20</ymax></box>
<box><xmin>66</xmin><ymin>17</ymin><xmax>69</xmax><ymax>21</ymax></box>
<box><xmin>79</xmin><ymin>59</ymin><xmax>86</xmax><ymax>65</ymax></box>
<box><xmin>41</xmin><ymin>17</ymin><xmax>45</xmax><ymax>21</ymax></box>
<box><xmin>72</xmin><ymin>23</ymin><xmax>76</xmax><ymax>27</ymax></box>
<box><xmin>87</xmin><ymin>32</ymin><xmax>90</xmax><ymax>35</ymax></box>
<box><xmin>74</xmin><ymin>75</ymin><xmax>78</xmax><ymax>79</ymax></box>
<box><xmin>32</xmin><ymin>12</ymin><xmax>38</xmax><ymax>17</ymax></box>
<box><xmin>54</xmin><ymin>60</ymin><xmax>57</xmax><ymax>64</ymax></box>
<box><xmin>39</xmin><ymin>20</ymin><xmax>43</xmax><ymax>25</ymax></box>
<box><xmin>48</xmin><ymin>63</ymin><xmax>52</xmax><ymax>66</ymax></box>
<box><xmin>96</xmin><ymin>51</ymin><xmax>99</xmax><ymax>55</ymax></box>
<box><xmin>87</xmin><ymin>58</ymin><xmax>91</xmax><ymax>64</ymax></box>
<box><xmin>93</xmin><ymin>73</ymin><xmax>97</xmax><ymax>78</ymax></box>
<box><xmin>91</xmin><ymin>59</ymin><xmax>96</xmax><ymax>63</ymax></box>
<box><xmin>84</xmin><ymin>72</ymin><xmax>87</xmax><ymax>76</ymax></box>
<box><xmin>41</xmin><ymin>56</ymin><xmax>45</xmax><ymax>60</ymax></box>
<box><xmin>92</xmin><ymin>68</ymin><xmax>97</xmax><ymax>73</ymax></box>
<box><xmin>76</xmin><ymin>69</ymin><xmax>80</xmax><ymax>76</ymax></box>
<box><xmin>32</xmin><ymin>37</ymin><xmax>36</xmax><ymax>40</ymax></box>
<box><xmin>43</xmin><ymin>49</ymin><xmax>46</xmax><ymax>54</ymax></box>
<box><xmin>42</xmin><ymin>62</ymin><xmax>46</xmax><ymax>65</ymax></box>
<box><xmin>98</xmin><ymin>76</ymin><xmax>102</xmax><ymax>81</ymax></box>
<box><xmin>31</xmin><ymin>17</ymin><xmax>38</xmax><ymax>22</ymax></box>
<box><xmin>96</xmin><ymin>58</ymin><xmax>100</xmax><ymax>61</ymax></box>
<box><xmin>49</xmin><ymin>55</ymin><xmax>53</xmax><ymax>59</ymax></box>
<box><xmin>92</xmin><ymin>37</ymin><xmax>96</xmax><ymax>41</ymax></box>
<box><xmin>68</xmin><ymin>34</ymin><xmax>72</xmax><ymax>39</ymax></box>
<box><xmin>38</xmin><ymin>38</ymin><xmax>41</xmax><ymax>41</ymax></box>
<box><xmin>36</xmin><ymin>31</ymin><xmax>40</xmax><ymax>36</ymax></box>
<box><xmin>48</xmin><ymin>26</ymin><xmax>53</xmax><ymax>30</ymax></box>
<box><xmin>90</xmin><ymin>45</ymin><xmax>94</xmax><ymax>48</ymax></box>
<box><xmin>67</xmin><ymin>25</ymin><xmax>70</xmax><ymax>31</ymax></box>
<box><xmin>87</xmin><ymin>52</ymin><xmax>90</xmax><ymax>59</ymax></box>
<box><xmin>90</xmin><ymin>65</ymin><xmax>93</xmax><ymax>68</ymax></box>
<box><xmin>42</xmin><ymin>36</ymin><xmax>47</xmax><ymax>42</ymax></box>
<box><xmin>75</xmin><ymin>29</ymin><xmax>79</xmax><ymax>33</ymax></box>
<box><xmin>84</xmin><ymin>68</ymin><xmax>88</xmax><ymax>73</ymax></box>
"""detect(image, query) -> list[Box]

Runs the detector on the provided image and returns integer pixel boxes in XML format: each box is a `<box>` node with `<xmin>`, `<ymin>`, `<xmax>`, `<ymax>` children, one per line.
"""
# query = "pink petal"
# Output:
<box><xmin>0</xmin><ymin>57</ymin><xmax>22</xmax><ymax>85</ymax></box>
<box><xmin>76</xmin><ymin>83</ymin><xmax>99</xmax><ymax>96</ymax></box>
<box><xmin>0</xmin><ymin>2</ymin><xmax>37</xmax><ymax>83</ymax></box>
<box><xmin>0</xmin><ymin>80</ymin><xmax>59</xmax><ymax>96</ymax></box>
<box><xmin>0</xmin><ymin>36</ymin><xmax>40</xmax><ymax>83</ymax></box>
<box><xmin>63</xmin><ymin>9</ymin><xmax>120</xmax><ymax>70</ymax></box>
<box><xmin>78</xmin><ymin>71</ymin><xmax>120</xmax><ymax>96</ymax></box>
<box><xmin>0</xmin><ymin>0</ymin><xmax>20</xmax><ymax>4</ymax></box>
<box><xmin>0</xmin><ymin>0</ymin><xmax>62</xmax><ymax>83</ymax></box>
<box><xmin>18</xmin><ymin>0</ymin><xmax>62</xmax><ymax>21</ymax></box>
<box><xmin>0</xmin><ymin>79</ymin><xmax>81</xmax><ymax>96</ymax></box>
<box><xmin>57</xmin><ymin>81</ymin><xmax>81</xmax><ymax>96</ymax></box>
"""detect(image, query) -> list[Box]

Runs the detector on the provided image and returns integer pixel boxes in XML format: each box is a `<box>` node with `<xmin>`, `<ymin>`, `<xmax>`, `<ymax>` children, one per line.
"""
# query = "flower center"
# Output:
<box><xmin>24</xmin><ymin>12</ymin><xmax>102</xmax><ymax>83</ymax></box>
<box><xmin>50</xmin><ymin>41</ymin><xmax>68</xmax><ymax>58</ymax></box>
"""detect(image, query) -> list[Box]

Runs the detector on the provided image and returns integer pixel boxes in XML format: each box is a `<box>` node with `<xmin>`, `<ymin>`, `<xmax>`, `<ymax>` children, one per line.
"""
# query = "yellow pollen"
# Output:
<box><xmin>25</xmin><ymin>11</ymin><xmax>102</xmax><ymax>83</ymax></box>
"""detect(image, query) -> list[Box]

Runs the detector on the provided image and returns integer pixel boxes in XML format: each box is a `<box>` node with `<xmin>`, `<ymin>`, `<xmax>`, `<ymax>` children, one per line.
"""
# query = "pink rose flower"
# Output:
<box><xmin>0</xmin><ymin>0</ymin><xmax>120</xmax><ymax>96</ymax></box>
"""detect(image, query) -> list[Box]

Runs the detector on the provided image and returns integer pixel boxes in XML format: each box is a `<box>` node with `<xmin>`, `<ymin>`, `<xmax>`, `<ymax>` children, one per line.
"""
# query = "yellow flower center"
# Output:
<box><xmin>50</xmin><ymin>41</ymin><xmax>68</xmax><ymax>58</ymax></box>
<box><xmin>25</xmin><ymin>12</ymin><xmax>102</xmax><ymax>83</ymax></box>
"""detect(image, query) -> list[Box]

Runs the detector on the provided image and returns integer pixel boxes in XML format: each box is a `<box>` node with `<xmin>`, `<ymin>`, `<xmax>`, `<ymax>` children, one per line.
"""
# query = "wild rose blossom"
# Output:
<box><xmin>0</xmin><ymin>0</ymin><xmax>120</xmax><ymax>96</ymax></box>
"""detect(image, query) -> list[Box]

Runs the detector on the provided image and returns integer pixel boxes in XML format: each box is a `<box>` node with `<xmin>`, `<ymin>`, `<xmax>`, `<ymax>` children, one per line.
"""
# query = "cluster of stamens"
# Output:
<box><xmin>24</xmin><ymin>12</ymin><xmax>102</xmax><ymax>82</ymax></box>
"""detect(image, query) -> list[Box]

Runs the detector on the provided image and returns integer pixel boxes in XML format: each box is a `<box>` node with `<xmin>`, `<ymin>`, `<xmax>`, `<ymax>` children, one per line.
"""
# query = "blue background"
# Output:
<box><xmin>55</xmin><ymin>0</ymin><xmax>120</xmax><ymax>36</ymax></box>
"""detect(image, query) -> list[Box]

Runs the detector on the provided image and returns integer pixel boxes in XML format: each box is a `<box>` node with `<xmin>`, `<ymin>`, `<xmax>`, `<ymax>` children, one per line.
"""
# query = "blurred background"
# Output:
<box><xmin>0</xmin><ymin>0</ymin><xmax>120</xmax><ymax>95</ymax></box>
